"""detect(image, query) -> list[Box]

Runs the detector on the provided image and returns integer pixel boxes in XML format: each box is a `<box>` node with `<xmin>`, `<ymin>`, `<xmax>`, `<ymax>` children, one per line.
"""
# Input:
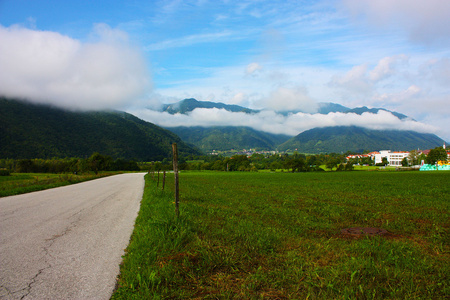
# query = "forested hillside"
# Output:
<box><xmin>0</xmin><ymin>98</ymin><xmax>200</xmax><ymax>160</ymax></box>
<box><xmin>168</xmin><ymin>126</ymin><xmax>290</xmax><ymax>152</ymax></box>
<box><xmin>278</xmin><ymin>126</ymin><xmax>445</xmax><ymax>153</ymax></box>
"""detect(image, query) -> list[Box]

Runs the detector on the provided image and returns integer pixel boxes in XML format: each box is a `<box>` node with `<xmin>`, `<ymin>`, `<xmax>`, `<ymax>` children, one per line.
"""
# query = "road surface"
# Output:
<box><xmin>0</xmin><ymin>173</ymin><xmax>146</xmax><ymax>299</ymax></box>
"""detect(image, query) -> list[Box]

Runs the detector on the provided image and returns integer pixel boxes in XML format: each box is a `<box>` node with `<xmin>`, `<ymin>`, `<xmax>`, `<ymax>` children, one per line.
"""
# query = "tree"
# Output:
<box><xmin>361</xmin><ymin>156</ymin><xmax>374</xmax><ymax>166</ymax></box>
<box><xmin>345</xmin><ymin>162</ymin><xmax>354</xmax><ymax>171</ymax></box>
<box><xmin>408</xmin><ymin>150</ymin><xmax>420</xmax><ymax>166</ymax></box>
<box><xmin>88</xmin><ymin>152</ymin><xmax>112</xmax><ymax>174</ymax></box>
<box><xmin>401</xmin><ymin>157</ymin><xmax>409</xmax><ymax>167</ymax></box>
<box><xmin>307</xmin><ymin>155</ymin><xmax>318</xmax><ymax>167</ymax></box>
<box><xmin>425</xmin><ymin>147</ymin><xmax>448</xmax><ymax>165</ymax></box>
<box><xmin>325</xmin><ymin>158</ymin><xmax>339</xmax><ymax>171</ymax></box>
<box><xmin>381</xmin><ymin>157</ymin><xmax>389</xmax><ymax>166</ymax></box>
<box><xmin>292</xmin><ymin>158</ymin><xmax>307</xmax><ymax>172</ymax></box>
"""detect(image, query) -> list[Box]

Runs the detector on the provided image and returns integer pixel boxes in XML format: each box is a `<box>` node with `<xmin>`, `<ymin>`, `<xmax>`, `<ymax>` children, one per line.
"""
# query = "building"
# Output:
<box><xmin>346</xmin><ymin>150</ymin><xmax>409</xmax><ymax>166</ymax></box>
<box><xmin>374</xmin><ymin>150</ymin><xmax>410</xmax><ymax>166</ymax></box>
<box><xmin>346</xmin><ymin>143</ymin><xmax>450</xmax><ymax>167</ymax></box>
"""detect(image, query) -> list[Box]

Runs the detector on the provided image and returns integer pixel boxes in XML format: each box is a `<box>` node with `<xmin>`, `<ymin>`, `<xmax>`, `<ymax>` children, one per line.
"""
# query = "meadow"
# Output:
<box><xmin>0</xmin><ymin>172</ymin><xmax>121</xmax><ymax>197</ymax></box>
<box><xmin>113</xmin><ymin>171</ymin><xmax>449</xmax><ymax>299</ymax></box>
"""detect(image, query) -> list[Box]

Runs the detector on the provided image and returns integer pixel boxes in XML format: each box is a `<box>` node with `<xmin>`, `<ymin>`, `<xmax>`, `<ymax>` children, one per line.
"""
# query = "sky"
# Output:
<box><xmin>0</xmin><ymin>0</ymin><xmax>449</xmax><ymax>141</ymax></box>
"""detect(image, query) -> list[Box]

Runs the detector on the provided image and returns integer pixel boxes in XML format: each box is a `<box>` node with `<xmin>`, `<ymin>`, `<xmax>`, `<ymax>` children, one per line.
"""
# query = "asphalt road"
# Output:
<box><xmin>0</xmin><ymin>173</ymin><xmax>146</xmax><ymax>299</ymax></box>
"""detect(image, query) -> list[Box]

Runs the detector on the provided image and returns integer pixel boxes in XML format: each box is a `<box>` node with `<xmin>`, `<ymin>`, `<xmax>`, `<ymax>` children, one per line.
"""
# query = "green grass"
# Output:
<box><xmin>113</xmin><ymin>171</ymin><xmax>449</xmax><ymax>299</ymax></box>
<box><xmin>0</xmin><ymin>172</ymin><xmax>122</xmax><ymax>197</ymax></box>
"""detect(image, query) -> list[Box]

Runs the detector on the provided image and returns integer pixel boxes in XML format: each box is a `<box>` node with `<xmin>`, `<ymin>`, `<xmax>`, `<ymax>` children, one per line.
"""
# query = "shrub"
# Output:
<box><xmin>0</xmin><ymin>169</ymin><xmax>10</xmax><ymax>176</ymax></box>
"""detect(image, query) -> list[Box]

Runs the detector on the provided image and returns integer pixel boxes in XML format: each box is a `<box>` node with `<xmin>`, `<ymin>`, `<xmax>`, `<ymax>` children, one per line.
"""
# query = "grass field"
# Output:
<box><xmin>0</xmin><ymin>172</ymin><xmax>121</xmax><ymax>197</ymax></box>
<box><xmin>114</xmin><ymin>170</ymin><xmax>448</xmax><ymax>299</ymax></box>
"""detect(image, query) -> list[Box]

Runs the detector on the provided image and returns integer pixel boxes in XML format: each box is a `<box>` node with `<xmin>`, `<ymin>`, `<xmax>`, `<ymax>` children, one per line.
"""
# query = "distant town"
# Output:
<box><xmin>210</xmin><ymin>143</ymin><xmax>450</xmax><ymax>171</ymax></box>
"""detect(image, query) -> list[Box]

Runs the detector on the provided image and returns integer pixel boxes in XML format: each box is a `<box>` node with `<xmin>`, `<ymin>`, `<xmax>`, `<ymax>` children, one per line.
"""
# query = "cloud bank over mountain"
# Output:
<box><xmin>1</xmin><ymin>0</ymin><xmax>448</xmax><ymax>140</ymax></box>
<box><xmin>130</xmin><ymin>106</ymin><xmax>436</xmax><ymax>137</ymax></box>
<box><xmin>0</xmin><ymin>24</ymin><xmax>151</xmax><ymax>110</ymax></box>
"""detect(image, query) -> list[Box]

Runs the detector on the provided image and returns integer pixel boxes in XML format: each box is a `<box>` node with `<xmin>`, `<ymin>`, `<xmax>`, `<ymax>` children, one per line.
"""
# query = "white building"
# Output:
<box><xmin>372</xmin><ymin>150</ymin><xmax>410</xmax><ymax>166</ymax></box>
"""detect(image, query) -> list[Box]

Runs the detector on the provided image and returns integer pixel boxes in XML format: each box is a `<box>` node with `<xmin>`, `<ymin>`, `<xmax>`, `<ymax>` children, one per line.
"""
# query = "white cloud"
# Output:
<box><xmin>245</xmin><ymin>62</ymin><xmax>262</xmax><ymax>76</ymax></box>
<box><xmin>143</xmin><ymin>30</ymin><xmax>233</xmax><ymax>51</ymax></box>
<box><xmin>420</xmin><ymin>57</ymin><xmax>450</xmax><ymax>88</ymax></box>
<box><xmin>130</xmin><ymin>107</ymin><xmax>436</xmax><ymax>137</ymax></box>
<box><xmin>342</xmin><ymin>0</ymin><xmax>450</xmax><ymax>45</ymax></box>
<box><xmin>330</xmin><ymin>55</ymin><xmax>409</xmax><ymax>97</ymax></box>
<box><xmin>369</xmin><ymin>54</ymin><xmax>408</xmax><ymax>82</ymax></box>
<box><xmin>0</xmin><ymin>24</ymin><xmax>152</xmax><ymax>110</ymax></box>
<box><xmin>256</xmin><ymin>86</ymin><xmax>318</xmax><ymax>112</ymax></box>
<box><xmin>229</xmin><ymin>92</ymin><xmax>247</xmax><ymax>105</ymax></box>
<box><xmin>330</xmin><ymin>64</ymin><xmax>371</xmax><ymax>95</ymax></box>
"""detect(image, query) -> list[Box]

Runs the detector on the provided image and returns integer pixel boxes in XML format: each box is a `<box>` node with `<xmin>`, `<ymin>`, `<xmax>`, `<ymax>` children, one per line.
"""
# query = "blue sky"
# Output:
<box><xmin>0</xmin><ymin>0</ymin><xmax>449</xmax><ymax>141</ymax></box>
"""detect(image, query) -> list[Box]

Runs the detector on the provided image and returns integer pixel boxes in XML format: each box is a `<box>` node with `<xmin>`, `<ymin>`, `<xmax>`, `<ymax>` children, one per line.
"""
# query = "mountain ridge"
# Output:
<box><xmin>2</xmin><ymin>97</ymin><xmax>446</xmax><ymax>157</ymax></box>
<box><xmin>277</xmin><ymin>126</ymin><xmax>445</xmax><ymax>153</ymax></box>
<box><xmin>159</xmin><ymin>98</ymin><xmax>408</xmax><ymax>118</ymax></box>
<box><xmin>161</xmin><ymin>98</ymin><xmax>258</xmax><ymax>114</ymax></box>
<box><xmin>0</xmin><ymin>98</ymin><xmax>201</xmax><ymax>160</ymax></box>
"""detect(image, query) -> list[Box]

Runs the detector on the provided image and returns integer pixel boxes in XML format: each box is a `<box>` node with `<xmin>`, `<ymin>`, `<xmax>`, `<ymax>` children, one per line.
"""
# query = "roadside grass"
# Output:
<box><xmin>113</xmin><ymin>171</ymin><xmax>449</xmax><ymax>299</ymax></box>
<box><xmin>0</xmin><ymin>172</ymin><xmax>122</xmax><ymax>197</ymax></box>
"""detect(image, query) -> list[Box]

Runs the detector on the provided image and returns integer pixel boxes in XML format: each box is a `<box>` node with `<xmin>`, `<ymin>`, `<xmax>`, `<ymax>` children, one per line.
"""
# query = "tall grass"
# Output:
<box><xmin>113</xmin><ymin>171</ymin><xmax>449</xmax><ymax>299</ymax></box>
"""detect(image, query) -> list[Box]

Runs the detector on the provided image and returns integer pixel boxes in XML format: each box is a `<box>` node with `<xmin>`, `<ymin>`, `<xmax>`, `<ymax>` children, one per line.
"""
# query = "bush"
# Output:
<box><xmin>0</xmin><ymin>169</ymin><xmax>11</xmax><ymax>176</ymax></box>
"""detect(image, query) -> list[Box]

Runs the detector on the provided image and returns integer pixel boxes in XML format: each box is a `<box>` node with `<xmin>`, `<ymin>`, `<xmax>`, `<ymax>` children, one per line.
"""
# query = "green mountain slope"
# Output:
<box><xmin>167</xmin><ymin>126</ymin><xmax>290</xmax><ymax>152</ymax></box>
<box><xmin>278</xmin><ymin>126</ymin><xmax>445</xmax><ymax>153</ymax></box>
<box><xmin>0</xmin><ymin>98</ymin><xmax>200</xmax><ymax>160</ymax></box>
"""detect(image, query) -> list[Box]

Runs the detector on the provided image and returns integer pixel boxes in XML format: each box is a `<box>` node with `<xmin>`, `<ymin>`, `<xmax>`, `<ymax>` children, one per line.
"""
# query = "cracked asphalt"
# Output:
<box><xmin>0</xmin><ymin>173</ymin><xmax>146</xmax><ymax>299</ymax></box>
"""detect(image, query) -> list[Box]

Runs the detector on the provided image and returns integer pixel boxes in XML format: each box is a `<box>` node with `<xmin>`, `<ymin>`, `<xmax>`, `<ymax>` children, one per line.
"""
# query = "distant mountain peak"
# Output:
<box><xmin>159</xmin><ymin>99</ymin><xmax>410</xmax><ymax>121</ymax></box>
<box><xmin>161</xmin><ymin>98</ymin><xmax>258</xmax><ymax>115</ymax></box>
<box><xmin>345</xmin><ymin>106</ymin><xmax>409</xmax><ymax>120</ymax></box>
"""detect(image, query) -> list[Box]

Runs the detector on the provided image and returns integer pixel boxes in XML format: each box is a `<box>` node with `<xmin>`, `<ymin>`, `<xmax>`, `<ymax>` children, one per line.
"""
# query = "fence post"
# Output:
<box><xmin>172</xmin><ymin>143</ymin><xmax>180</xmax><ymax>217</ymax></box>
<box><xmin>162</xmin><ymin>170</ymin><xmax>166</xmax><ymax>190</ymax></box>
<box><xmin>157</xmin><ymin>170</ymin><xmax>160</xmax><ymax>187</ymax></box>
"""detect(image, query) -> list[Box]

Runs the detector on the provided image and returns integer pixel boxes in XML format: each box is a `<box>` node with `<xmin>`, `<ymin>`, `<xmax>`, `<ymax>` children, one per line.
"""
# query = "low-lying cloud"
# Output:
<box><xmin>131</xmin><ymin>107</ymin><xmax>437</xmax><ymax>137</ymax></box>
<box><xmin>0</xmin><ymin>24</ymin><xmax>151</xmax><ymax>110</ymax></box>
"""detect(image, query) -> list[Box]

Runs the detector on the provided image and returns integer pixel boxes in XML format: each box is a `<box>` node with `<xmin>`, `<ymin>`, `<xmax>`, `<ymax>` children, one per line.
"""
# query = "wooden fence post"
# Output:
<box><xmin>162</xmin><ymin>170</ymin><xmax>166</xmax><ymax>190</ymax></box>
<box><xmin>172</xmin><ymin>143</ymin><xmax>180</xmax><ymax>217</ymax></box>
<box><xmin>157</xmin><ymin>170</ymin><xmax>160</xmax><ymax>187</ymax></box>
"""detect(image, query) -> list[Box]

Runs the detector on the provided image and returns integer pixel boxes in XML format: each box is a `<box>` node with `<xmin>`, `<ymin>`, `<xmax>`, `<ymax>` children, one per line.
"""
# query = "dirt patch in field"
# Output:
<box><xmin>340</xmin><ymin>227</ymin><xmax>394</xmax><ymax>239</ymax></box>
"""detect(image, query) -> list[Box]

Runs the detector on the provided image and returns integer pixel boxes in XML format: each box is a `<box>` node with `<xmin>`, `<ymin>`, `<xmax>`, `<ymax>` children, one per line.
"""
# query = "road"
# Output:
<box><xmin>0</xmin><ymin>173</ymin><xmax>146</xmax><ymax>299</ymax></box>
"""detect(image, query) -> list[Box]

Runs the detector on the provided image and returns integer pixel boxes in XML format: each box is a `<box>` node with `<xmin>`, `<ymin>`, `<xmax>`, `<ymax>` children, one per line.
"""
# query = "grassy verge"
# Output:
<box><xmin>113</xmin><ymin>171</ymin><xmax>449</xmax><ymax>299</ymax></box>
<box><xmin>0</xmin><ymin>172</ymin><xmax>122</xmax><ymax>197</ymax></box>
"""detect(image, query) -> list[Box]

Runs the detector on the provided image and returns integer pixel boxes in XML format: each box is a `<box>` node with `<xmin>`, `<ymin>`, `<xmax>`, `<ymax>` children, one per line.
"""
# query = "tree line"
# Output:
<box><xmin>146</xmin><ymin>146</ymin><xmax>448</xmax><ymax>172</ymax></box>
<box><xmin>2</xmin><ymin>147</ymin><xmax>446</xmax><ymax>175</ymax></box>
<box><xmin>0</xmin><ymin>152</ymin><xmax>139</xmax><ymax>174</ymax></box>
<box><xmin>145</xmin><ymin>152</ymin><xmax>356</xmax><ymax>172</ymax></box>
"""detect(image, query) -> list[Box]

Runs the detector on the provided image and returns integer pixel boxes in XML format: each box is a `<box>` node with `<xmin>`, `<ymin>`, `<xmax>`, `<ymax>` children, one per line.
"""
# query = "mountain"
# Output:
<box><xmin>167</xmin><ymin>126</ymin><xmax>290</xmax><ymax>152</ymax></box>
<box><xmin>161</xmin><ymin>98</ymin><xmax>258</xmax><ymax>114</ymax></box>
<box><xmin>0</xmin><ymin>98</ymin><xmax>201</xmax><ymax>160</ymax></box>
<box><xmin>160</xmin><ymin>98</ymin><xmax>406</xmax><ymax>118</ymax></box>
<box><xmin>277</xmin><ymin>126</ymin><xmax>445</xmax><ymax>153</ymax></box>
<box><xmin>344</xmin><ymin>106</ymin><xmax>409</xmax><ymax>120</ymax></box>
<box><xmin>317</xmin><ymin>102</ymin><xmax>350</xmax><ymax>114</ymax></box>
